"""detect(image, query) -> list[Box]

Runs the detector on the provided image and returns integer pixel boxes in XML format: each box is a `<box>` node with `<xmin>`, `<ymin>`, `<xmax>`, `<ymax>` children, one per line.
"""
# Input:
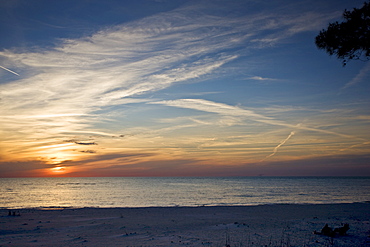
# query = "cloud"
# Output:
<box><xmin>3</xmin><ymin>153</ymin><xmax>368</xmax><ymax>177</ymax></box>
<box><xmin>151</xmin><ymin>99</ymin><xmax>273</xmax><ymax>120</ymax></box>
<box><xmin>63</xmin><ymin>139</ymin><xmax>98</xmax><ymax>146</ymax></box>
<box><xmin>0</xmin><ymin>160</ymin><xmax>50</xmax><ymax>177</ymax></box>
<box><xmin>255</xmin><ymin>153</ymin><xmax>370</xmax><ymax>176</ymax></box>
<box><xmin>245</xmin><ymin>76</ymin><xmax>279</xmax><ymax>81</ymax></box>
<box><xmin>0</xmin><ymin>2</ymin><xmax>346</xmax><ymax>166</ymax></box>
<box><xmin>78</xmin><ymin>158</ymin><xmax>205</xmax><ymax>177</ymax></box>
<box><xmin>80</xmin><ymin>150</ymin><xmax>97</xmax><ymax>154</ymax></box>
<box><xmin>248</xmin><ymin>10</ymin><xmax>339</xmax><ymax>46</ymax></box>
<box><xmin>152</xmin><ymin>99</ymin><xmax>364</xmax><ymax>140</ymax></box>
<box><xmin>74</xmin><ymin>141</ymin><xmax>97</xmax><ymax>145</ymax></box>
<box><xmin>150</xmin><ymin>99</ymin><xmax>284</xmax><ymax>126</ymax></box>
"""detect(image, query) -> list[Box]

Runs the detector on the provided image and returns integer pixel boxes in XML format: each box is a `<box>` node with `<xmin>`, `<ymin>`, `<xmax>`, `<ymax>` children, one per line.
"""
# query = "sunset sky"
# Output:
<box><xmin>1</xmin><ymin>0</ymin><xmax>369</xmax><ymax>177</ymax></box>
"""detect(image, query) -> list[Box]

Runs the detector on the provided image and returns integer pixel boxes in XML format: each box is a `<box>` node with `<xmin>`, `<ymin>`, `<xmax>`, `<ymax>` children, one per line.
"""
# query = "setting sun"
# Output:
<box><xmin>51</xmin><ymin>167</ymin><xmax>66</xmax><ymax>174</ymax></box>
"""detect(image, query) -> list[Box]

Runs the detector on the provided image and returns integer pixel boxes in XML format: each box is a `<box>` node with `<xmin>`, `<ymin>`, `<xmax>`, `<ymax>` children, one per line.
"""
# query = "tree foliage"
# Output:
<box><xmin>315</xmin><ymin>1</ymin><xmax>370</xmax><ymax>65</ymax></box>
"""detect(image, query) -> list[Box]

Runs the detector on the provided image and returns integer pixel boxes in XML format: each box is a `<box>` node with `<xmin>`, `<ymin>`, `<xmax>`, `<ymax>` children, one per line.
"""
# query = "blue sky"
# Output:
<box><xmin>0</xmin><ymin>0</ymin><xmax>369</xmax><ymax>177</ymax></box>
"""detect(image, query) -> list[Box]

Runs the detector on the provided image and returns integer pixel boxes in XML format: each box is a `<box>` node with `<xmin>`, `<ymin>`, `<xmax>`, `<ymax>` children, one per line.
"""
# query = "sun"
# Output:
<box><xmin>51</xmin><ymin>166</ymin><xmax>66</xmax><ymax>174</ymax></box>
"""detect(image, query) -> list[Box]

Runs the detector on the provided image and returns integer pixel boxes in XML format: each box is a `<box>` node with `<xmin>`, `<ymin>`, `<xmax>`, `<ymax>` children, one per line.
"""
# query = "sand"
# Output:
<box><xmin>1</xmin><ymin>203</ymin><xmax>369</xmax><ymax>246</ymax></box>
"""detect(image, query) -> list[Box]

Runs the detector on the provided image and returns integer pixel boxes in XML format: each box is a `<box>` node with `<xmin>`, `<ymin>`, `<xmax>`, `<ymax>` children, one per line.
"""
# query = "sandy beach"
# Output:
<box><xmin>1</xmin><ymin>203</ymin><xmax>369</xmax><ymax>246</ymax></box>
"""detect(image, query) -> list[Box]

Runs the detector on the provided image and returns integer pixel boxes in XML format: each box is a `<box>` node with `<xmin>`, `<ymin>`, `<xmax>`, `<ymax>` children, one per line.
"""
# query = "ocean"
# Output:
<box><xmin>0</xmin><ymin>177</ymin><xmax>369</xmax><ymax>209</ymax></box>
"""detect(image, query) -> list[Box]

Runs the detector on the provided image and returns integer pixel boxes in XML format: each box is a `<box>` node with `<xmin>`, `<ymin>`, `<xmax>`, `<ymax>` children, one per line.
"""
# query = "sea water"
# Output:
<box><xmin>0</xmin><ymin>177</ymin><xmax>369</xmax><ymax>209</ymax></box>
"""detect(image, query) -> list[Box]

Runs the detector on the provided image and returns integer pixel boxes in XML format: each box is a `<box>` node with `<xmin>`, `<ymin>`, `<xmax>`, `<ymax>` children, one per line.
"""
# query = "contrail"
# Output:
<box><xmin>0</xmin><ymin>65</ymin><xmax>20</xmax><ymax>76</ymax></box>
<box><xmin>261</xmin><ymin>131</ymin><xmax>295</xmax><ymax>161</ymax></box>
<box><xmin>341</xmin><ymin>62</ymin><xmax>370</xmax><ymax>90</ymax></box>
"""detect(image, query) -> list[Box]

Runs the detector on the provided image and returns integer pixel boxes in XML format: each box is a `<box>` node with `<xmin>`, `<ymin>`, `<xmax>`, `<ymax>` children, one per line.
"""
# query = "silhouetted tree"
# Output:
<box><xmin>315</xmin><ymin>1</ymin><xmax>370</xmax><ymax>66</ymax></box>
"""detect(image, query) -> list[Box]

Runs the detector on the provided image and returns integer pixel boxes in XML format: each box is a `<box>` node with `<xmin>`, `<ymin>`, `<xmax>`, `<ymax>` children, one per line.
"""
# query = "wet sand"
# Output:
<box><xmin>1</xmin><ymin>203</ymin><xmax>369</xmax><ymax>246</ymax></box>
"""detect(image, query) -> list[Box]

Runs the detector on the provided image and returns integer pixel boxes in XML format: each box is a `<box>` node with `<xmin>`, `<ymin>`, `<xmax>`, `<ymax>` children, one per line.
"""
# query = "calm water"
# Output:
<box><xmin>0</xmin><ymin>177</ymin><xmax>369</xmax><ymax>209</ymax></box>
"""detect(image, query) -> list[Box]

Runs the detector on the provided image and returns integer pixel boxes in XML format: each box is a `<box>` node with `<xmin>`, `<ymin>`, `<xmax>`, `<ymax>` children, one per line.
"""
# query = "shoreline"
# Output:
<box><xmin>2</xmin><ymin>201</ymin><xmax>370</xmax><ymax>210</ymax></box>
<box><xmin>1</xmin><ymin>203</ymin><xmax>369</xmax><ymax>246</ymax></box>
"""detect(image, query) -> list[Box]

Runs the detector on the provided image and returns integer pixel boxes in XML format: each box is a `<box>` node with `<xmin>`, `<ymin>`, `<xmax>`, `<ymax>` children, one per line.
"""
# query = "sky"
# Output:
<box><xmin>0</xmin><ymin>0</ymin><xmax>369</xmax><ymax>177</ymax></box>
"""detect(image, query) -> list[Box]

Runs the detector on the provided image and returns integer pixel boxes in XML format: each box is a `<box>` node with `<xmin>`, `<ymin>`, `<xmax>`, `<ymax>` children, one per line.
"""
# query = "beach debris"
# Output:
<box><xmin>314</xmin><ymin>223</ymin><xmax>349</xmax><ymax>237</ymax></box>
<box><xmin>224</xmin><ymin>230</ymin><xmax>230</xmax><ymax>247</ymax></box>
<box><xmin>8</xmin><ymin>210</ymin><xmax>20</xmax><ymax>216</ymax></box>
<box><xmin>123</xmin><ymin>231</ymin><xmax>137</xmax><ymax>237</ymax></box>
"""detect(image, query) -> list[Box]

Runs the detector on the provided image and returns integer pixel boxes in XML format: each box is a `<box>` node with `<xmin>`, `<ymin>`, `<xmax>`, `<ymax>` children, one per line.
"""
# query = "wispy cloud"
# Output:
<box><xmin>74</xmin><ymin>141</ymin><xmax>98</xmax><ymax>146</ymax></box>
<box><xmin>152</xmin><ymin>99</ymin><xmax>365</xmax><ymax>140</ymax></box>
<box><xmin>80</xmin><ymin>150</ymin><xmax>96</xmax><ymax>154</ymax></box>
<box><xmin>152</xmin><ymin>99</ymin><xmax>274</xmax><ymax>121</ymax></box>
<box><xmin>0</xmin><ymin>2</ymin><xmax>345</xmax><ymax>166</ymax></box>
<box><xmin>245</xmin><ymin>76</ymin><xmax>280</xmax><ymax>81</ymax></box>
